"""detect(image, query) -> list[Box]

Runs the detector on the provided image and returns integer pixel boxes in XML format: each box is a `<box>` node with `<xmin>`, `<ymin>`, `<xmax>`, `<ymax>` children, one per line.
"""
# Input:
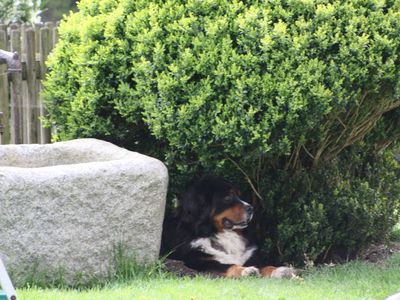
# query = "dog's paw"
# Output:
<box><xmin>241</xmin><ymin>266</ymin><xmax>260</xmax><ymax>277</ymax></box>
<box><xmin>270</xmin><ymin>267</ymin><xmax>297</xmax><ymax>279</ymax></box>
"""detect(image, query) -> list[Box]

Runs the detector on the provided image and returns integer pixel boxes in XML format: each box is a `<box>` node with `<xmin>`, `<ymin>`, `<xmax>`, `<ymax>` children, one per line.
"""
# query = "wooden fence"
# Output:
<box><xmin>0</xmin><ymin>22</ymin><xmax>58</xmax><ymax>145</ymax></box>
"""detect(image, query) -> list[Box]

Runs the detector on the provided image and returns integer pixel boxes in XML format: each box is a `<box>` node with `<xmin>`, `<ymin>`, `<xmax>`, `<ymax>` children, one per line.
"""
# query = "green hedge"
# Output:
<box><xmin>44</xmin><ymin>0</ymin><xmax>400</xmax><ymax>265</ymax></box>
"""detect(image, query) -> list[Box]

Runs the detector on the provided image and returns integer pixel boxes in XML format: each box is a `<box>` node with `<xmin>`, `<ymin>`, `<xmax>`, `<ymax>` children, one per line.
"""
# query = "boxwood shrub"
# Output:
<box><xmin>44</xmin><ymin>0</ymin><xmax>400</xmax><ymax>265</ymax></box>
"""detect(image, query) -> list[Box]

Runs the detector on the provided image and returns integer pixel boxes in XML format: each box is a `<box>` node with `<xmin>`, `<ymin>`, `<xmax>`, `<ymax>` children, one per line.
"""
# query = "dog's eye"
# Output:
<box><xmin>222</xmin><ymin>218</ymin><xmax>233</xmax><ymax>229</ymax></box>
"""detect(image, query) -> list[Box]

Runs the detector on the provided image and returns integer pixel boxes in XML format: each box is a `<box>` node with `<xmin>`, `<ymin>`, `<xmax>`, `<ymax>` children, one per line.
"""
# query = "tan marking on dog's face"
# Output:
<box><xmin>213</xmin><ymin>203</ymin><xmax>248</xmax><ymax>232</ymax></box>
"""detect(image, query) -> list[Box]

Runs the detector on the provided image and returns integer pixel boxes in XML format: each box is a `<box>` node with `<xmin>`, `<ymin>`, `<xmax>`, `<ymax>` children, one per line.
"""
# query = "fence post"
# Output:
<box><xmin>39</xmin><ymin>25</ymin><xmax>52</xmax><ymax>144</ymax></box>
<box><xmin>23</xmin><ymin>28</ymin><xmax>39</xmax><ymax>144</ymax></box>
<box><xmin>10</xmin><ymin>28</ymin><xmax>23</xmax><ymax>144</ymax></box>
<box><xmin>34</xmin><ymin>23</ymin><xmax>42</xmax><ymax>52</ymax></box>
<box><xmin>0</xmin><ymin>27</ymin><xmax>10</xmax><ymax>145</ymax></box>
<box><xmin>0</xmin><ymin>64</ymin><xmax>10</xmax><ymax>145</ymax></box>
<box><xmin>0</xmin><ymin>25</ymin><xmax>7</xmax><ymax>50</ymax></box>
<box><xmin>20</xmin><ymin>25</ymin><xmax>26</xmax><ymax>143</ymax></box>
<box><xmin>44</xmin><ymin>22</ymin><xmax>54</xmax><ymax>45</ymax></box>
<box><xmin>53</xmin><ymin>23</ymin><xmax>59</xmax><ymax>47</ymax></box>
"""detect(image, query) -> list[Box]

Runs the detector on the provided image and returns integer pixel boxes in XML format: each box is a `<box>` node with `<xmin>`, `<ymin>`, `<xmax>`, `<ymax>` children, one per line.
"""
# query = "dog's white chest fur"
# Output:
<box><xmin>190</xmin><ymin>231</ymin><xmax>256</xmax><ymax>265</ymax></box>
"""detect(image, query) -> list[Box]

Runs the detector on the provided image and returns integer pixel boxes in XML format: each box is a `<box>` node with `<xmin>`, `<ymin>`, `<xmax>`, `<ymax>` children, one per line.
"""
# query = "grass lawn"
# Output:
<box><xmin>16</xmin><ymin>252</ymin><xmax>400</xmax><ymax>300</ymax></box>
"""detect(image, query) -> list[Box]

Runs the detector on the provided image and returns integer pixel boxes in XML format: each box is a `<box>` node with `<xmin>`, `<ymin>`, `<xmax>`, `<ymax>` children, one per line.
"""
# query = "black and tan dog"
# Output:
<box><xmin>161</xmin><ymin>178</ymin><xmax>296</xmax><ymax>278</ymax></box>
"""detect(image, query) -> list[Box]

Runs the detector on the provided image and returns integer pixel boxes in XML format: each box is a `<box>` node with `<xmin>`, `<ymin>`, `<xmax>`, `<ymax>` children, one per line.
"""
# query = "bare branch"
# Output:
<box><xmin>227</xmin><ymin>157</ymin><xmax>264</xmax><ymax>201</ymax></box>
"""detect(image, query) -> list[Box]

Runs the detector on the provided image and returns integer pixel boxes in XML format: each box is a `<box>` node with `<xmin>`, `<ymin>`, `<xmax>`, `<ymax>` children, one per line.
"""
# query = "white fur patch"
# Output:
<box><xmin>241</xmin><ymin>266</ymin><xmax>260</xmax><ymax>277</ymax></box>
<box><xmin>271</xmin><ymin>267</ymin><xmax>297</xmax><ymax>278</ymax></box>
<box><xmin>190</xmin><ymin>231</ymin><xmax>256</xmax><ymax>265</ymax></box>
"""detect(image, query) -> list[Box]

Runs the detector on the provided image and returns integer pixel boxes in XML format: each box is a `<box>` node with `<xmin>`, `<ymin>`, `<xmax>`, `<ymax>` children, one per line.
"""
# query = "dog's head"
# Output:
<box><xmin>178</xmin><ymin>178</ymin><xmax>253</xmax><ymax>236</ymax></box>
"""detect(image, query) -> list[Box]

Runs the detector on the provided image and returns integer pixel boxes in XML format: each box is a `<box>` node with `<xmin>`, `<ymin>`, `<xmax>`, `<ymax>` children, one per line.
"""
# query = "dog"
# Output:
<box><xmin>161</xmin><ymin>177</ymin><xmax>296</xmax><ymax>278</ymax></box>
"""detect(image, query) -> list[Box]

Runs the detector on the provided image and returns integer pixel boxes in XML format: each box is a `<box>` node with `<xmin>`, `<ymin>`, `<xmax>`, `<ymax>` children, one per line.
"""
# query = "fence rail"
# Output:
<box><xmin>0</xmin><ymin>22</ymin><xmax>58</xmax><ymax>145</ymax></box>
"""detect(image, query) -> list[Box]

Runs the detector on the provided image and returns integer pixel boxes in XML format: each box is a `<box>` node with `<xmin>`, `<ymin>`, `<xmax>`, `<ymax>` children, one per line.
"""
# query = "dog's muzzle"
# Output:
<box><xmin>223</xmin><ymin>202</ymin><xmax>254</xmax><ymax>230</ymax></box>
<box><xmin>244</xmin><ymin>203</ymin><xmax>254</xmax><ymax>223</ymax></box>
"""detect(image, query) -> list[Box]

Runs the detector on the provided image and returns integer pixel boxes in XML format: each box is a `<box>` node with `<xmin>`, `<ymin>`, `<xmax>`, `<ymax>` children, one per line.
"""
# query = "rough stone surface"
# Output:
<box><xmin>0</xmin><ymin>139</ymin><xmax>168</xmax><ymax>283</ymax></box>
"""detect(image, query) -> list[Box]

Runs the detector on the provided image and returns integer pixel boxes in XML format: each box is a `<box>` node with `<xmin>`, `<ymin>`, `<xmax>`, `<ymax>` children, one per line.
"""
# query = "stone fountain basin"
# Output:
<box><xmin>0</xmin><ymin>138</ymin><xmax>168</xmax><ymax>283</ymax></box>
